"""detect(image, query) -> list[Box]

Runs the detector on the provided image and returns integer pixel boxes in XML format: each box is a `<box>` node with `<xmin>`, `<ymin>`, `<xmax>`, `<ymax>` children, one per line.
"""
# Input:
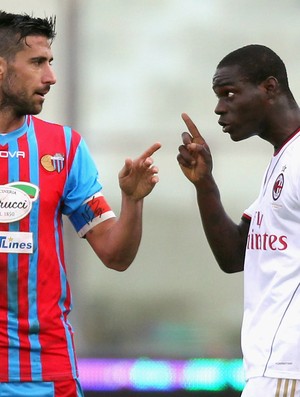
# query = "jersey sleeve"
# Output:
<box><xmin>242</xmin><ymin>198</ymin><xmax>258</xmax><ymax>223</ymax></box>
<box><xmin>62</xmin><ymin>136</ymin><xmax>116</xmax><ymax>237</ymax></box>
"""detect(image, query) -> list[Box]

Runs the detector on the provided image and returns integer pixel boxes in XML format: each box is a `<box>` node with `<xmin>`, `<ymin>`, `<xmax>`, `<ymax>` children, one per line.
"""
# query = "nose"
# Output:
<box><xmin>43</xmin><ymin>64</ymin><xmax>57</xmax><ymax>86</ymax></box>
<box><xmin>214</xmin><ymin>98</ymin><xmax>227</xmax><ymax>115</ymax></box>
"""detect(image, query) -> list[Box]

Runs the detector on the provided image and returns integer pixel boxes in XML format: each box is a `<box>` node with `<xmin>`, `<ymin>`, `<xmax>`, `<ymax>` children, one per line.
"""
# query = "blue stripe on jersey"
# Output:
<box><xmin>53</xmin><ymin>207</ymin><xmax>77</xmax><ymax>378</ymax></box>
<box><xmin>27</xmin><ymin>120</ymin><xmax>42</xmax><ymax>379</ymax></box>
<box><xmin>55</xmin><ymin>220</ymin><xmax>77</xmax><ymax>378</ymax></box>
<box><xmin>63</xmin><ymin>125</ymin><xmax>72</xmax><ymax>158</ymax></box>
<box><xmin>7</xmin><ymin>138</ymin><xmax>21</xmax><ymax>380</ymax></box>
<box><xmin>55</xmin><ymin>126</ymin><xmax>77</xmax><ymax>377</ymax></box>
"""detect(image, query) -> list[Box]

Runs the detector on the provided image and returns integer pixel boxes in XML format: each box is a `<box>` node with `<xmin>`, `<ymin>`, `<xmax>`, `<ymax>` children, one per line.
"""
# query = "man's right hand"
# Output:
<box><xmin>177</xmin><ymin>113</ymin><xmax>213</xmax><ymax>186</ymax></box>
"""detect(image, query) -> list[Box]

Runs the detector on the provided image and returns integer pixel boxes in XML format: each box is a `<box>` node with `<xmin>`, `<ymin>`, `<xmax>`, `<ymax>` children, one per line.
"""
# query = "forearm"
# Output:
<box><xmin>88</xmin><ymin>194</ymin><xmax>144</xmax><ymax>271</ymax></box>
<box><xmin>87</xmin><ymin>142</ymin><xmax>160</xmax><ymax>271</ymax></box>
<box><xmin>195</xmin><ymin>175</ymin><xmax>246</xmax><ymax>273</ymax></box>
<box><xmin>177</xmin><ymin>113</ymin><xmax>247</xmax><ymax>271</ymax></box>
<box><xmin>109</xmin><ymin>195</ymin><xmax>144</xmax><ymax>270</ymax></box>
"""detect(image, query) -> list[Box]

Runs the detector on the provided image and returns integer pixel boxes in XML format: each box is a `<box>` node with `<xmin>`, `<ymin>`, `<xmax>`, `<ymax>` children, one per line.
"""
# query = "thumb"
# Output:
<box><xmin>119</xmin><ymin>158</ymin><xmax>133</xmax><ymax>178</ymax></box>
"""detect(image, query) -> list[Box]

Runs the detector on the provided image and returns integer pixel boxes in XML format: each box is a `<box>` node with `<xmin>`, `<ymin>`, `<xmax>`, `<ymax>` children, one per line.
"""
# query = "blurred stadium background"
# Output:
<box><xmin>4</xmin><ymin>0</ymin><xmax>300</xmax><ymax>395</ymax></box>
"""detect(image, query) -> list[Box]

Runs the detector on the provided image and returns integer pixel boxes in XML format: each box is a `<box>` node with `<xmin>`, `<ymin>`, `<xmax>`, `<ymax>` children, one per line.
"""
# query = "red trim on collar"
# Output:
<box><xmin>274</xmin><ymin>127</ymin><xmax>300</xmax><ymax>156</ymax></box>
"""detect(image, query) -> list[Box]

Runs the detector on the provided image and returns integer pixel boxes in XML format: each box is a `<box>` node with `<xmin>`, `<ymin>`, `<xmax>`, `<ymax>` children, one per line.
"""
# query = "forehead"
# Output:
<box><xmin>17</xmin><ymin>35</ymin><xmax>52</xmax><ymax>57</ymax></box>
<box><xmin>212</xmin><ymin>65</ymin><xmax>245</xmax><ymax>89</ymax></box>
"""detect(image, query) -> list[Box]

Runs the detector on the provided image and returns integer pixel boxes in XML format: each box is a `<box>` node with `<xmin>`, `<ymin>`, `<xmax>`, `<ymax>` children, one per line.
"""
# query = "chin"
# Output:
<box><xmin>229</xmin><ymin>130</ymin><xmax>257</xmax><ymax>142</ymax></box>
<box><xmin>30</xmin><ymin>106</ymin><xmax>43</xmax><ymax>115</ymax></box>
<box><xmin>229</xmin><ymin>134</ymin><xmax>245</xmax><ymax>142</ymax></box>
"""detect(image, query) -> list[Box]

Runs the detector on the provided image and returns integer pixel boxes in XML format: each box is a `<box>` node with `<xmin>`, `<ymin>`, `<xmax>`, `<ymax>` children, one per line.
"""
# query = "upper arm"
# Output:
<box><xmin>239</xmin><ymin>215</ymin><xmax>250</xmax><ymax>242</ymax></box>
<box><xmin>232</xmin><ymin>216</ymin><xmax>250</xmax><ymax>273</ymax></box>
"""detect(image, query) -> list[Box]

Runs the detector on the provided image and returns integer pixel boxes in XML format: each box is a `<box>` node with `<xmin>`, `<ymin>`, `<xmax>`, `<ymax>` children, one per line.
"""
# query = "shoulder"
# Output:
<box><xmin>31</xmin><ymin>116</ymin><xmax>82</xmax><ymax>143</ymax></box>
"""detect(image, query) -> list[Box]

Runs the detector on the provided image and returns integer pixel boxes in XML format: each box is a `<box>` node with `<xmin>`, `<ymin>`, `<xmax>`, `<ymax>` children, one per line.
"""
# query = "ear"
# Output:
<box><xmin>262</xmin><ymin>76</ymin><xmax>279</xmax><ymax>99</ymax></box>
<box><xmin>0</xmin><ymin>57</ymin><xmax>7</xmax><ymax>79</ymax></box>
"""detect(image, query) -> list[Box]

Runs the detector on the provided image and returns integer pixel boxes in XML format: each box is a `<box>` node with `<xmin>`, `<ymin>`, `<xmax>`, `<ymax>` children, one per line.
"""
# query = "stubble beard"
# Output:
<box><xmin>1</xmin><ymin>70</ymin><xmax>43</xmax><ymax>117</ymax></box>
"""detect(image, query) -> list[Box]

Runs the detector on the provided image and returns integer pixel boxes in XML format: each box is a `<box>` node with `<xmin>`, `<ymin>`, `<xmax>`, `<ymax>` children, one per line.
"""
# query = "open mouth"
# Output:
<box><xmin>218</xmin><ymin>121</ymin><xmax>230</xmax><ymax>132</ymax></box>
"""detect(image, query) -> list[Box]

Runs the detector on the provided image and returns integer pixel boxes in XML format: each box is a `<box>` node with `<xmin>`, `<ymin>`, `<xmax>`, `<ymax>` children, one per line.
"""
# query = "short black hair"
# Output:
<box><xmin>0</xmin><ymin>10</ymin><xmax>56</xmax><ymax>60</ymax></box>
<box><xmin>217</xmin><ymin>44</ymin><xmax>291</xmax><ymax>95</ymax></box>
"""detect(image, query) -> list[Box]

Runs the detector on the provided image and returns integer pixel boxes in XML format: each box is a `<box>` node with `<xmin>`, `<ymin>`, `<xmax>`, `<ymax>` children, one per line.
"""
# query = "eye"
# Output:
<box><xmin>32</xmin><ymin>58</ymin><xmax>43</xmax><ymax>65</ymax></box>
<box><xmin>213</xmin><ymin>88</ymin><xmax>235</xmax><ymax>99</ymax></box>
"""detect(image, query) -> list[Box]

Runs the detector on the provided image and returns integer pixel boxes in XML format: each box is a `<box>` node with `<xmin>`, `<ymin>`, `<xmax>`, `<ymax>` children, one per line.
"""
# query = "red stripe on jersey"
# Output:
<box><xmin>0</xmin><ymin>143</ymin><xmax>9</xmax><ymax>380</ymax></box>
<box><xmin>0</xmin><ymin>143</ymin><xmax>9</xmax><ymax>186</ymax></box>
<box><xmin>0</xmin><ymin>251</ymin><xmax>9</xmax><ymax>381</ymax></box>
<box><xmin>17</xmin><ymin>134</ymin><xmax>32</xmax><ymax>380</ymax></box>
<box><xmin>66</xmin><ymin>129</ymin><xmax>81</xmax><ymax>175</ymax></box>
<box><xmin>32</xmin><ymin>117</ymin><xmax>79</xmax><ymax>379</ymax></box>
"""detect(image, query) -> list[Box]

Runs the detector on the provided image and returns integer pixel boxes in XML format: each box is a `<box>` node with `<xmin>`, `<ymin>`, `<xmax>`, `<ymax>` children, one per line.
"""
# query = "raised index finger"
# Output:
<box><xmin>138</xmin><ymin>142</ymin><xmax>161</xmax><ymax>160</ymax></box>
<box><xmin>181</xmin><ymin>113</ymin><xmax>206</xmax><ymax>145</ymax></box>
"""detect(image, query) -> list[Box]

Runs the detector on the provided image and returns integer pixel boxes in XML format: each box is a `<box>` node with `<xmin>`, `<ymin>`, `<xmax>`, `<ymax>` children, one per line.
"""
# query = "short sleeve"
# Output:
<box><xmin>242</xmin><ymin>198</ymin><xmax>259</xmax><ymax>223</ymax></box>
<box><xmin>62</xmin><ymin>136</ymin><xmax>116</xmax><ymax>236</ymax></box>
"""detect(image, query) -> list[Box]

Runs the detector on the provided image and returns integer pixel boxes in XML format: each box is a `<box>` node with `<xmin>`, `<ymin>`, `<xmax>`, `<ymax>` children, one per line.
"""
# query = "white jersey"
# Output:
<box><xmin>242</xmin><ymin>129</ymin><xmax>300</xmax><ymax>381</ymax></box>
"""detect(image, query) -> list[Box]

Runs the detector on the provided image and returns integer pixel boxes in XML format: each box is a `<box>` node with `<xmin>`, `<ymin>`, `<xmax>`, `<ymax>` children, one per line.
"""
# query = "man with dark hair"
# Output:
<box><xmin>177</xmin><ymin>44</ymin><xmax>300</xmax><ymax>396</ymax></box>
<box><xmin>217</xmin><ymin>44</ymin><xmax>295</xmax><ymax>99</ymax></box>
<box><xmin>0</xmin><ymin>10</ymin><xmax>160</xmax><ymax>397</ymax></box>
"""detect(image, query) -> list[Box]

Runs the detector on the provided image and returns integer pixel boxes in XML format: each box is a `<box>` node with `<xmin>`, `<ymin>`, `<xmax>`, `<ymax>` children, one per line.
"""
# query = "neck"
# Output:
<box><xmin>260</xmin><ymin>103</ymin><xmax>300</xmax><ymax>149</ymax></box>
<box><xmin>0</xmin><ymin>112</ymin><xmax>26</xmax><ymax>133</ymax></box>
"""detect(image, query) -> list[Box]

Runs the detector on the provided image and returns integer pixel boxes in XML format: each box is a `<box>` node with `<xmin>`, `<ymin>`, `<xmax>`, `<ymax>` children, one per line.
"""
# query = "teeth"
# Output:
<box><xmin>222</xmin><ymin>125</ymin><xmax>229</xmax><ymax>132</ymax></box>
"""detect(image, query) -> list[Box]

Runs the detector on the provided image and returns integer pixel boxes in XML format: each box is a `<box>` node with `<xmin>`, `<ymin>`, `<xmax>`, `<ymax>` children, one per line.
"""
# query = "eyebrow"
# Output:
<box><xmin>212</xmin><ymin>81</ymin><xmax>234</xmax><ymax>90</ymax></box>
<box><xmin>30</xmin><ymin>55</ymin><xmax>54</xmax><ymax>62</ymax></box>
<box><xmin>212</xmin><ymin>77</ymin><xmax>248</xmax><ymax>89</ymax></box>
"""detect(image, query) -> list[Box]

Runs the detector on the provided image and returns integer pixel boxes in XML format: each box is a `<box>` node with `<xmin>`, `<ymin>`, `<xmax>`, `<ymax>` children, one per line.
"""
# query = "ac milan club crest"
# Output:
<box><xmin>272</xmin><ymin>173</ymin><xmax>284</xmax><ymax>201</ymax></box>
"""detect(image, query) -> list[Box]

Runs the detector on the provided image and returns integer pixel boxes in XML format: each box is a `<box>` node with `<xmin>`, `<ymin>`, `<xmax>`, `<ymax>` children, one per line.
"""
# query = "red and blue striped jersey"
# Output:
<box><xmin>0</xmin><ymin>115</ymin><xmax>115</xmax><ymax>382</ymax></box>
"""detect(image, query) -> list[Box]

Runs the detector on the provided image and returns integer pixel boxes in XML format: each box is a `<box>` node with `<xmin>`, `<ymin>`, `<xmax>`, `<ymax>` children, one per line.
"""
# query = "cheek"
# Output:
<box><xmin>4</xmin><ymin>70</ymin><xmax>19</xmax><ymax>90</ymax></box>
<box><xmin>5</xmin><ymin>71</ymin><xmax>30</xmax><ymax>96</ymax></box>
<box><xmin>237</xmin><ymin>97</ymin><xmax>265</xmax><ymax>122</ymax></box>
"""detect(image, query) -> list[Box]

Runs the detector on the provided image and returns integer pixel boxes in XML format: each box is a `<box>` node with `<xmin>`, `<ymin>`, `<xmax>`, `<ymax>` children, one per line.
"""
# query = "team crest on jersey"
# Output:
<box><xmin>41</xmin><ymin>153</ymin><xmax>65</xmax><ymax>172</ymax></box>
<box><xmin>272</xmin><ymin>173</ymin><xmax>284</xmax><ymax>201</ymax></box>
